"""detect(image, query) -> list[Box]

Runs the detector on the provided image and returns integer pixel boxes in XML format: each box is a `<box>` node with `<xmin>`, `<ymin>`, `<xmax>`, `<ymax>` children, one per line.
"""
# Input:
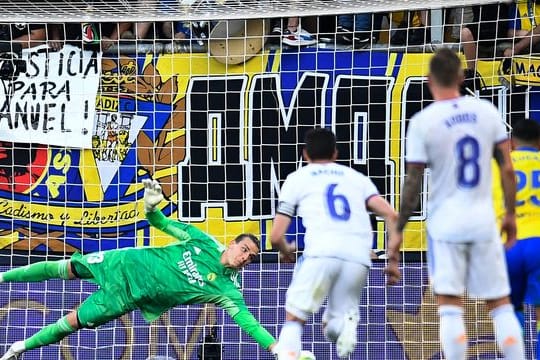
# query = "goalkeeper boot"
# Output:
<box><xmin>336</xmin><ymin>310</ymin><xmax>359</xmax><ymax>358</ymax></box>
<box><xmin>0</xmin><ymin>341</ymin><xmax>25</xmax><ymax>360</ymax></box>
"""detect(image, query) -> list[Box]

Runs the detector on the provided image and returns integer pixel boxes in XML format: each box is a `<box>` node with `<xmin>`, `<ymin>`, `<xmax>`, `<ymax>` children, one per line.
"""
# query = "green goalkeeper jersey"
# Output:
<box><xmin>81</xmin><ymin>209</ymin><xmax>275</xmax><ymax>349</ymax></box>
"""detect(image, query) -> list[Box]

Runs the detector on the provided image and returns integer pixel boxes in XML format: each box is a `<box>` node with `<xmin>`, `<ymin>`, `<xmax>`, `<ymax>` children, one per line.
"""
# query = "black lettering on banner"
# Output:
<box><xmin>12</xmin><ymin>102</ymin><xmax>40</xmax><ymax>130</ymax></box>
<box><xmin>180</xmin><ymin>76</ymin><xmax>248</xmax><ymax>221</ymax></box>
<box><xmin>83</xmin><ymin>51</ymin><xmax>100</xmax><ymax>78</ymax></box>
<box><xmin>67</xmin><ymin>49</ymin><xmax>79</xmax><ymax>77</ymax></box>
<box><xmin>14</xmin><ymin>102</ymin><xmax>31</xmax><ymax>130</ymax></box>
<box><xmin>402</xmin><ymin>77</ymin><xmax>432</xmax><ymax>218</ymax></box>
<box><xmin>333</xmin><ymin>75</ymin><xmax>395</xmax><ymax>203</ymax></box>
<box><xmin>248</xmin><ymin>72</ymin><xmax>328</xmax><ymax>218</ymax></box>
<box><xmin>43</xmin><ymin>103</ymin><xmax>56</xmax><ymax>132</ymax></box>
<box><xmin>0</xmin><ymin>114</ymin><xmax>12</xmax><ymax>129</ymax></box>
<box><xmin>27</xmin><ymin>52</ymin><xmax>40</xmax><ymax>78</ymax></box>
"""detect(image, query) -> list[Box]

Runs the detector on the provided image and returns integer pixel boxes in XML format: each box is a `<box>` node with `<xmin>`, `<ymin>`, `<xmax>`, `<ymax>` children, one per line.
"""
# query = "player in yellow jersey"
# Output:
<box><xmin>493</xmin><ymin>118</ymin><xmax>540</xmax><ymax>359</ymax></box>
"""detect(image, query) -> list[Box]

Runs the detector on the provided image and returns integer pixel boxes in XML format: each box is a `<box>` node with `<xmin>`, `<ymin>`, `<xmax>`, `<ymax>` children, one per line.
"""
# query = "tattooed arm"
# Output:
<box><xmin>494</xmin><ymin>139</ymin><xmax>517</xmax><ymax>246</ymax></box>
<box><xmin>385</xmin><ymin>163</ymin><xmax>424</xmax><ymax>284</ymax></box>
<box><xmin>397</xmin><ymin>164</ymin><xmax>425</xmax><ymax>233</ymax></box>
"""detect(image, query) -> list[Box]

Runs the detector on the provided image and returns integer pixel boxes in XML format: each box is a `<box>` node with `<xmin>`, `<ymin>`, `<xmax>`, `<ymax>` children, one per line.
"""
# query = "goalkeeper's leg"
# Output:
<box><xmin>0</xmin><ymin>311</ymin><xmax>79</xmax><ymax>360</ymax></box>
<box><xmin>1</xmin><ymin>288</ymin><xmax>133</xmax><ymax>359</ymax></box>
<box><xmin>0</xmin><ymin>259</ymin><xmax>74</xmax><ymax>283</ymax></box>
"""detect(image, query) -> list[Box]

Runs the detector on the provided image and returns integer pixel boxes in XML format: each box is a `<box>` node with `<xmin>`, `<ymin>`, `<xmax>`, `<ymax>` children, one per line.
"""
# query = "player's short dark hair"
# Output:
<box><xmin>429</xmin><ymin>48</ymin><xmax>463</xmax><ymax>87</ymax></box>
<box><xmin>304</xmin><ymin>127</ymin><xmax>336</xmax><ymax>160</ymax></box>
<box><xmin>234</xmin><ymin>233</ymin><xmax>260</xmax><ymax>251</ymax></box>
<box><xmin>512</xmin><ymin>119</ymin><xmax>540</xmax><ymax>143</ymax></box>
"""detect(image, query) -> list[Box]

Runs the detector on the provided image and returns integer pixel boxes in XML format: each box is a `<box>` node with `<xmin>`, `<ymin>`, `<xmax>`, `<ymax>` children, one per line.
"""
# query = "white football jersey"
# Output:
<box><xmin>277</xmin><ymin>162</ymin><xmax>379</xmax><ymax>265</ymax></box>
<box><xmin>406</xmin><ymin>96</ymin><xmax>507</xmax><ymax>243</ymax></box>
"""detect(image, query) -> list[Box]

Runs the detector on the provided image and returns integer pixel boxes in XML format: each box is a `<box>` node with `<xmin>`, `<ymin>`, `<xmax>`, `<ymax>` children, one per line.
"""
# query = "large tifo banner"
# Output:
<box><xmin>0</xmin><ymin>48</ymin><xmax>536</xmax><ymax>253</ymax></box>
<box><xmin>1</xmin><ymin>262</ymin><xmax>520</xmax><ymax>360</ymax></box>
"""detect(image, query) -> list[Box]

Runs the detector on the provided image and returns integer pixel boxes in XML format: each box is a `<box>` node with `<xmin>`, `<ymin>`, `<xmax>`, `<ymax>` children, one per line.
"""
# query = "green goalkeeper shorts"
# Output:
<box><xmin>70</xmin><ymin>252</ymin><xmax>137</xmax><ymax>328</ymax></box>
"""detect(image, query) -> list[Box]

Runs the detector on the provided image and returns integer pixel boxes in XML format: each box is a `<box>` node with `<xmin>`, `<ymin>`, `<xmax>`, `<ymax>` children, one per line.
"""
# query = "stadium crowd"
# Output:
<box><xmin>1</xmin><ymin>3</ymin><xmax>537</xmax><ymax>53</ymax></box>
<box><xmin>1</xmin><ymin>2</ymin><xmax>539</xmax><ymax>78</ymax></box>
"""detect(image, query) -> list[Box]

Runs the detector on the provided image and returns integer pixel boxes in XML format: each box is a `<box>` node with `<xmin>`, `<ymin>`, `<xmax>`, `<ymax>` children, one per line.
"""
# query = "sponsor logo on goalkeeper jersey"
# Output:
<box><xmin>177</xmin><ymin>251</ymin><xmax>205</xmax><ymax>287</ymax></box>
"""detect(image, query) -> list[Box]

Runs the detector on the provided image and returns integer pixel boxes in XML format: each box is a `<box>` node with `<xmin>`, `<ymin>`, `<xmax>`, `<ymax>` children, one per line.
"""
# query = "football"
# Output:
<box><xmin>298</xmin><ymin>350</ymin><xmax>316</xmax><ymax>360</ymax></box>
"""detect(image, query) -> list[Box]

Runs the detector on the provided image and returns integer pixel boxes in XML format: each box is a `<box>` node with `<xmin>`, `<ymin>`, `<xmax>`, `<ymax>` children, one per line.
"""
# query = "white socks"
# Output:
<box><xmin>277</xmin><ymin>321</ymin><xmax>303</xmax><ymax>360</ymax></box>
<box><xmin>439</xmin><ymin>305</ymin><xmax>467</xmax><ymax>360</ymax></box>
<box><xmin>324</xmin><ymin>317</ymin><xmax>344</xmax><ymax>342</ymax></box>
<box><xmin>491</xmin><ymin>304</ymin><xmax>525</xmax><ymax>360</ymax></box>
<box><xmin>438</xmin><ymin>303</ymin><xmax>525</xmax><ymax>360</ymax></box>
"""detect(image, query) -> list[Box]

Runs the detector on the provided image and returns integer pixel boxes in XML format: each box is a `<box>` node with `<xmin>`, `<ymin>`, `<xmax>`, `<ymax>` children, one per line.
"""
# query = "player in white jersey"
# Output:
<box><xmin>385</xmin><ymin>48</ymin><xmax>525</xmax><ymax>360</ymax></box>
<box><xmin>271</xmin><ymin>128</ymin><xmax>398</xmax><ymax>359</ymax></box>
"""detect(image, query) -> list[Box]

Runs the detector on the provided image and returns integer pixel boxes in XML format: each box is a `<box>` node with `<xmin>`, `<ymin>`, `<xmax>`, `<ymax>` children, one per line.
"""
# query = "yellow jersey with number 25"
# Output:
<box><xmin>493</xmin><ymin>146</ymin><xmax>540</xmax><ymax>241</ymax></box>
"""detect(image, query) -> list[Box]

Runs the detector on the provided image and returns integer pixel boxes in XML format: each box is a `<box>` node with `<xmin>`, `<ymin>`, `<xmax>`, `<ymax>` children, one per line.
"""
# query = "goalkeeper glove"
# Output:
<box><xmin>142</xmin><ymin>178</ymin><xmax>164</xmax><ymax>213</ymax></box>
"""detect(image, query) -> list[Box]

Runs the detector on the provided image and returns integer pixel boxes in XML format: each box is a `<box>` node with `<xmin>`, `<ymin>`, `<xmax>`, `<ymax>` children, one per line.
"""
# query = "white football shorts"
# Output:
<box><xmin>428</xmin><ymin>237</ymin><xmax>510</xmax><ymax>299</ymax></box>
<box><xmin>285</xmin><ymin>256</ymin><xmax>369</xmax><ymax>321</ymax></box>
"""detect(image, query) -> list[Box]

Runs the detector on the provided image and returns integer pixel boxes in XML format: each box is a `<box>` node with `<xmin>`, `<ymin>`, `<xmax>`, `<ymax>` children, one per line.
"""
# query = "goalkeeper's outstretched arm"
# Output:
<box><xmin>143</xmin><ymin>178</ymin><xmax>192</xmax><ymax>243</ymax></box>
<box><xmin>216</xmin><ymin>296</ymin><xmax>277</xmax><ymax>354</ymax></box>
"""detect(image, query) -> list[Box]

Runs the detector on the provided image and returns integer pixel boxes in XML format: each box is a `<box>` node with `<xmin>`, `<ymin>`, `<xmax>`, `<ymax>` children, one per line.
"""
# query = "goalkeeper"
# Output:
<box><xmin>0</xmin><ymin>179</ymin><xmax>277</xmax><ymax>360</ymax></box>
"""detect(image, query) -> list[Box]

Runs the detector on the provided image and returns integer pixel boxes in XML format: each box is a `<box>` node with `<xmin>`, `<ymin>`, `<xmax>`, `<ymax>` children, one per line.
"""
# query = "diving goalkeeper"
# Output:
<box><xmin>0</xmin><ymin>179</ymin><xmax>277</xmax><ymax>359</ymax></box>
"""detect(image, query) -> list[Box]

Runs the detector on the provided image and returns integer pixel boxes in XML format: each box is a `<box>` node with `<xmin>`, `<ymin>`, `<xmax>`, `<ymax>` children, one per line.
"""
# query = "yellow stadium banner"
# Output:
<box><xmin>511</xmin><ymin>55</ymin><xmax>540</xmax><ymax>86</ymax></box>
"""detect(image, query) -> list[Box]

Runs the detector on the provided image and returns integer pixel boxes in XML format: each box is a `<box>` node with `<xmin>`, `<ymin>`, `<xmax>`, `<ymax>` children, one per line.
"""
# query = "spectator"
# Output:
<box><xmin>49</xmin><ymin>23</ymin><xmax>127</xmax><ymax>52</ymax></box>
<box><xmin>158</xmin><ymin>0</ymin><xmax>204</xmax><ymax>42</ymax></box>
<box><xmin>101</xmin><ymin>23</ymin><xmax>133</xmax><ymax>51</ymax></box>
<box><xmin>162</xmin><ymin>21</ymin><xmax>192</xmax><ymax>40</ymax></box>
<box><xmin>50</xmin><ymin>22</ymin><xmax>130</xmax><ymax>51</ymax></box>
<box><xmin>268</xmin><ymin>18</ymin><xmax>284</xmax><ymax>44</ymax></box>
<box><xmin>121</xmin><ymin>22</ymin><xmax>154</xmax><ymax>40</ymax></box>
<box><xmin>446</xmin><ymin>7</ymin><xmax>473</xmax><ymax>43</ymax></box>
<box><xmin>48</xmin><ymin>23</ymin><xmax>95</xmax><ymax>51</ymax></box>
<box><xmin>335</xmin><ymin>13</ymin><xmax>382</xmax><ymax>49</ymax></box>
<box><xmin>504</xmin><ymin>0</ymin><xmax>540</xmax><ymax>58</ymax></box>
<box><xmin>122</xmin><ymin>21</ymin><xmax>208</xmax><ymax>45</ymax></box>
<box><xmin>49</xmin><ymin>24</ymin><xmax>69</xmax><ymax>51</ymax></box>
<box><xmin>390</xmin><ymin>11</ymin><xmax>429</xmax><ymax>46</ymax></box>
<box><xmin>460</xmin><ymin>4</ymin><xmax>509</xmax><ymax>87</ymax></box>
<box><xmin>273</xmin><ymin>17</ymin><xmax>317</xmax><ymax>47</ymax></box>
<box><xmin>0</xmin><ymin>23</ymin><xmax>46</xmax><ymax>49</ymax></box>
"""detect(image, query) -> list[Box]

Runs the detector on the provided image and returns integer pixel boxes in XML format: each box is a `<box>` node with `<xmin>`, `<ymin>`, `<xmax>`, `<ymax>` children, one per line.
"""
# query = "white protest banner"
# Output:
<box><xmin>0</xmin><ymin>44</ymin><xmax>101</xmax><ymax>148</ymax></box>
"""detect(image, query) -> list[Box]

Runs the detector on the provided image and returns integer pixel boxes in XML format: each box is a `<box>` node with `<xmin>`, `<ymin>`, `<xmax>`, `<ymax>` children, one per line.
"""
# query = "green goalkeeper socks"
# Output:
<box><xmin>1</xmin><ymin>260</ymin><xmax>70</xmax><ymax>282</ymax></box>
<box><xmin>24</xmin><ymin>316</ymin><xmax>76</xmax><ymax>351</ymax></box>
